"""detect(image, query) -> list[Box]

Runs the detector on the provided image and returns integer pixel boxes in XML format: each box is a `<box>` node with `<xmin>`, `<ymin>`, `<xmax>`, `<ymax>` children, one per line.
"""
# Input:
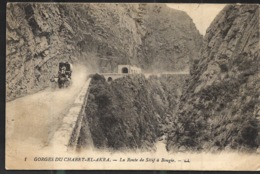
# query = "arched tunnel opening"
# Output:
<box><xmin>108</xmin><ymin>77</ymin><xmax>113</xmax><ymax>82</ymax></box>
<box><xmin>122</xmin><ymin>67</ymin><xmax>129</xmax><ymax>73</ymax></box>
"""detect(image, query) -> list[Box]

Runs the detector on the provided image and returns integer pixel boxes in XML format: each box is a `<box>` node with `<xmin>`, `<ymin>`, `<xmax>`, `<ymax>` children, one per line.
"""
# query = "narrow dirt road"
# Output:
<box><xmin>6</xmin><ymin>65</ymin><xmax>89</xmax><ymax>153</ymax></box>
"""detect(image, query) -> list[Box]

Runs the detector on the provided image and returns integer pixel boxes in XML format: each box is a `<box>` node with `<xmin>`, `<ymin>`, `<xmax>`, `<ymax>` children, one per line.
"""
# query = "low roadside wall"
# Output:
<box><xmin>50</xmin><ymin>78</ymin><xmax>92</xmax><ymax>151</ymax></box>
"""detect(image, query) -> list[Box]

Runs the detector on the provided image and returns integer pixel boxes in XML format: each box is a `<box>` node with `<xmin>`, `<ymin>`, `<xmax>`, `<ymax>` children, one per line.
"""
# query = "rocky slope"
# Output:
<box><xmin>78</xmin><ymin>74</ymin><xmax>187</xmax><ymax>150</ymax></box>
<box><xmin>139</xmin><ymin>4</ymin><xmax>202</xmax><ymax>72</ymax></box>
<box><xmin>6</xmin><ymin>3</ymin><xmax>83</xmax><ymax>101</ymax></box>
<box><xmin>6</xmin><ymin>3</ymin><xmax>202</xmax><ymax>101</ymax></box>
<box><xmin>167</xmin><ymin>5</ymin><xmax>260</xmax><ymax>152</ymax></box>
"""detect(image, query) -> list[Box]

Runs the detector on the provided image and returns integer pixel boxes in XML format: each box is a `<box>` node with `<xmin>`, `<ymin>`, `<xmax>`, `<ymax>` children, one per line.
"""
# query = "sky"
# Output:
<box><xmin>167</xmin><ymin>4</ymin><xmax>227</xmax><ymax>35</ymax></box>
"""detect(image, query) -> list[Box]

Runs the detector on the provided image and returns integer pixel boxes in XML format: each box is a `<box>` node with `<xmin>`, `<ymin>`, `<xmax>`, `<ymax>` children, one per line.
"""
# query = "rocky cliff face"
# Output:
<box><xmin>6</xmin><ymin>3</ymin><xmax>202</xmax><ymax>101</ymax></box>
<box><xmin>78</xmin><ymin>74</ymin><xmax>187</xmax><ymax>150</ymax></box>
<box><xmin>139</xmin><ymin>4</ymin><xmax>202</xmax><ymax>72</ymax></box>
<box><xmin>167</xmin><ymin>5</ymin><xmax>260</xmax><ymax>152</ymax></box>
<box><xmin>6</xmin><ymin>3</ymin><xmax>84</xmax><ymax>101</ymax></box>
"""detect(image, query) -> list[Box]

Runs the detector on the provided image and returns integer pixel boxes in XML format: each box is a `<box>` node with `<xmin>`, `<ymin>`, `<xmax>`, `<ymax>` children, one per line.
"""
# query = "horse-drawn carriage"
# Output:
<box><xmin>50</xmin><ymin>62</ymin><xmax>73</xmax><ymax>89</ymax></box>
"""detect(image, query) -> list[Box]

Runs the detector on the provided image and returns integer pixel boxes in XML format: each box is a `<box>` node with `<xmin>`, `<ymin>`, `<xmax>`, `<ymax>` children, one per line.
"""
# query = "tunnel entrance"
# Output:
<box><xmin>122</xmin><ymin>67</ymin><xmax>129</xmax><ymax>73</ymax></box>
<box><xmin>108</xmin><ymin>77</ymin><xmax>113</xmax><ymax>82</ymax></box>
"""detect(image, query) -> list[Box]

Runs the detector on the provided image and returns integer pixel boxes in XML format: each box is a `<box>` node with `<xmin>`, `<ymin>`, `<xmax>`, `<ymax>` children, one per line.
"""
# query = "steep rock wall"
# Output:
<box><xmin>167</xmin><ymin>5</ymin><xmax>260</xmax><ymax>152</ymax></box>
<box><xmin>78</xmin><ymin>74</ymin><xmax>187</xmax><ymax>150</ymax></box>
<box><xmin>139</xmin><ymin>4</ymin><xmax>203</xmax><ymax>72</ymax></box>
<box><xmin>7</xmin><ymin>4</ymin><xmax>75</xmax><ymax>100</ymax></box>
<box><xmin>6</xmin><ymin>3</ymin><xmax>202</xmax><ymax>101</ymax></box>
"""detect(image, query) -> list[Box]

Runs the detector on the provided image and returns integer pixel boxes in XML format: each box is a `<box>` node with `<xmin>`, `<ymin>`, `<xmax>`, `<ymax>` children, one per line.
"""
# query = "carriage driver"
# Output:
<box><xmin>58</xmin><ymin>65</ymin><xmax>67</xmax><ymax>79</ymax></box>
<box><xmin>65</xmin><ymin>61</ymin><xmax>72</xmax><ymax>79</ymax></box>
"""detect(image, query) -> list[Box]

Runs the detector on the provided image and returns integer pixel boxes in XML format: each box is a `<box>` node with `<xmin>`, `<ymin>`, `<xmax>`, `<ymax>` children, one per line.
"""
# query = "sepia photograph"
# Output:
<box><xmin>5</xmin><ymin>3</ymin><xmax>260</xmax><ymax>170</ymax></box>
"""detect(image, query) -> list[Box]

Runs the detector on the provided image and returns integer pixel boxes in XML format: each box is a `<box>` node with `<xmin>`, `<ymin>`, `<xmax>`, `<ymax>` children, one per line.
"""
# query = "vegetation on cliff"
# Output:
<box><xmin>79</xmin><ymin>74</ymin><xmax>187</xmax><ymax>150</ymax></box>
<box><xmin>6</xmin><ymin>3</ymin><xmax>202</xmax><ymax>101</ymax></box>
<box><xmin>167</xmin><ymin>5</ymin><xmax>260</xmax><ymax>152</ymax></box>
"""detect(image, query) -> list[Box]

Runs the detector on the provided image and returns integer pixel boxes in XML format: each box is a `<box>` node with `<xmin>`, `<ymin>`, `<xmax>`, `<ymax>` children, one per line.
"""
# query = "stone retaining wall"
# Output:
<box><xmin>50</xmin><ymin>78</ymin><xmax>92</xmax><ymax>151</ymax></box>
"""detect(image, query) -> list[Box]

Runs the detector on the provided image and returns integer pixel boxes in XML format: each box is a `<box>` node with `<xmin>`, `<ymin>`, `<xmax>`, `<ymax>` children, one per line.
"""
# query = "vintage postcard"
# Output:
<box><xmin>6</xmin><ymin>3</ymin><xmax>260</xmax><ymax>170</ymax></box>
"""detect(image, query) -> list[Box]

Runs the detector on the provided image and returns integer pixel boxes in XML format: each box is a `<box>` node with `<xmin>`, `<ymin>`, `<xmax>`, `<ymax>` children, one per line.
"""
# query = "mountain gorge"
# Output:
<box><xmin>6</xmin><ymin>3</ymin><xmax>202</xmax><ymax>101</ymax></box>
<box><xmin>6</xmin><ymin>3</ymin><xmax>260</xmax><ymax>153</ymax></box>
<box><xmin>167</xmin><ymin>5</ymin><xmax>260</xmax><ymax>152</ymax></box>
<box><xmin>78</xmin><ymin>74</ymin><xmax>187</xmax><ymax>150</ymax></box>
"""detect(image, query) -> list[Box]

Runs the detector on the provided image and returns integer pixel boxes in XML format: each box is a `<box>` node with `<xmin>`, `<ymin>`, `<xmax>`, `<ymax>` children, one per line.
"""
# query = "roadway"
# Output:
<box><xmin>6</xmin><ymin>65</ymin><xmax>89</xmax><ymax>162</ymax></box>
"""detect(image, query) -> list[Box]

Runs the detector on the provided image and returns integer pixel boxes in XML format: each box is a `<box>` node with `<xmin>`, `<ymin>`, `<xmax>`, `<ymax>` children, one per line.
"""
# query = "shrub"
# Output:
<box><xmin>219</xmin><ymin>63</ymin><xmax>228</xmax><ymax>72</ymax></box>
<box><xmin>237</xmin><ymin>119</ymin><xmax>259</xmax><ymax>148</ymax></box>
<box><xmin>92</xmin><ymin>73</ymin><xmax>106</xmax><ymax>82</ymax></box>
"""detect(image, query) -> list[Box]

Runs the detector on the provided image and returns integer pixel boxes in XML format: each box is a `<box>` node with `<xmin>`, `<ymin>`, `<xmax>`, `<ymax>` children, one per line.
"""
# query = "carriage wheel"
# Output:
<box><xmin>64</xmin><ymin>80</ymin><xmax>70</xmax><ymax>88</ymax></box>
